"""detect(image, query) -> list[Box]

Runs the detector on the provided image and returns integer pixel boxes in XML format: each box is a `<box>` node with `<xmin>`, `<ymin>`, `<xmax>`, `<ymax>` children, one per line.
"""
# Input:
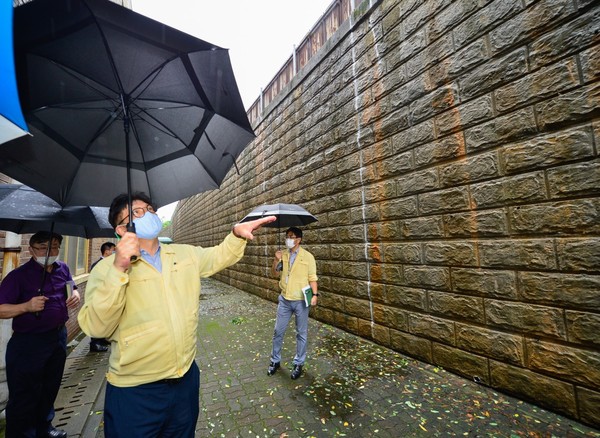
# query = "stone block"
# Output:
<box><xmin>556</xmin><ymin>238</ymin><xmax>600</xmax><ymax>272</ymax></box>
<box><xmin>490</xmin><ymin>361</ymin><xmax>577</xmax><ymax>418</ymax></box>
<box><xmin>350</xmin><ymin>201</ymin><xmax>381</xmax><ymax>223</ymax></box>
<box><xmin>519</xmin><ymin>271</ymin><xmax>600</xmax><ymax>311</ymax></box>
<box><xmin>423</xmin><ymin>241</ymin><xmax>477</xmax><ymax>266</ymax></box>
<box><xmin>460</xmin><ymin>48</ymin><xmax>528</xmax><ymax>100</ymax></box>
<box><xmin>535</xmin><ymin>82</ymin><xmax>600</xmax><ymax>130</ymax></box>
<box><xmin>427</xmin><ymin>38</ymin><xmax>488</xmax><ymax>89</ymax></box>
<box><xmin>471</xmin><ymin>172</ymin><xmax>546</xmax><ymax>208</ymax></box>
<box><xmin>580</xmin><ymin>44</ymin><xmax>600</xmax><ymax>84</ymax></box>
<box><xmin>386</xmin><ymin>285</ymin><xmax>428</xmax><ymax>311</ymax></box>
<box><xmin>547</xmin><ymin>161</ymin><xmax>600</xmax><ymax>199</ymax></box>
<box><xmin>453</xmin><ymin>0</ymin><xmax>523</xmax><ymax>49</ymax></box>
<box><xmin>494</xmin><ymin>57</ymin><xmax>579</xmax><ymax>113</ymax></box>
<box><xmin>527</xmin><ymin>339</ymin><xmax>600</xmax><ymax>388</ymax></box>
<box><xmin>390</xmin><ymin>328</ymin><xmax>432</xmax><ymax>362</ymax></box>
<box><xmin>435</xmin><ymin>94</ymin><xmax>494</xmax><ymax>136</ymax></box>
<box><xmin>418</xmin><ymin>187</ymin><xmax>471</xmax><ymax>215</ymax></box>
<box><xmin>383</xmin><ymin>243</ymin><xmax>422</xmax><ymax>264</ymax></box>
<box><xmin>444</xmin><ymin>209</ymin><xmax>509</xmax><ymax>237</ymax></box>
<box><xmin>373</xmin><ymin>303</ymin><xmax>409</xmax><ymax>330</ymax></box>
<box><xmin>396</xmin><ymin>168</ymin><xmax>438</xmax><ymax>196</ymax></box>
<box><xmin>334</xmin><ymin>313</ymin><xmax>359</xmax><ymax>335</ymax></box>
<box><xmin>377</xmin><ymin>150</ymin><xmax>413</xmax><ymax>178</ymax></box>
<box><xmin>499</xmin><ymin>125</ymin><xmax>595</xmax><ymax>174</ymax></box>
<box><xmin>465</xmin><ymin>107</ymin><xmax>537</xmax><ymax>152</ymax></box>
<box><xmin>408</xmin><ymin>313</ymin><xmax>455</xmax><ymax>344</ymax></box>
<box><xmin>456</xmin><ymin>323</ymin><xmax>524</xmax><ymax>365</ymax></box>
<box><xmin>401</xmin><ymin>216</ymin><xmax>445</xmax><ymax>239</ymax></box>
<box><xmin>451</xmin><ymin>268</ymin><xmax>518</xmax><ymax>300</ymax></box>
<box><xmin>379</xmin><ymin>196</ymin><xmax>419</xmax><ymax>219</ymax></box>
<box><xmin>489</xmin><ymin>0</ymin><xmax>575</xmax><ymax>53</ymax></box>
<box><xmin>510</xmin><ymin>199</ymin><xmax>600</xmax><ymax>235</ymax></box>
<box><xmin>479</xmin><ymin>239</ymin><xmax>556</xmax><ymax>269</ymax></box>
<box><xmin>389</xmin><ymin>29</ymin><xmax>427</xmax><ymax>68</ymax></box>
<box><xmin>406</xmin><ymin>34</ymin><xmax>454</xmax><ymax>78</ymax></box>
<box><xmin>566</xmin><ymin>311</ymin><xmax>600</xmax><ymax>347</ymax></box>
<box><xmin>381</xmin><ymin>263</ymin><xmax>403</xmax><ymax>286</ymax></box>
<box><xmin>410</xmin><ymin>83</ymin><xmax>459</xmax><ymax>124</ymax></box>
<box><xmin>577</xmin><ymin>387</ymin><xmax>600</xmax><ymax>428</ymax></box>
<box><xmin>405</xmin><ymin>264</ymin><xmax>452</xmax><ymax>291</ymax></box>
<box><xmin>485</xmin><ymin>299</ymin><xmax>566</xmax><ymax>339</ymax></box>
<box><xmin>327</xmin><ymin>210</ymin><xmax>352</xmax><ymax>227</ymax></box>
<box><xmin>415</xmin><ymin>133</ymin><xmax>465</xmax><ymax>168</ymax></box>
<box><xmin>432</xmin><ymin>343</ymin><xmax>489</xmax><ymax>382</ymax></box>
<box><xmin>439</xmin><ymin>151</ymin><xmax>499</xmax><ymax>187</ymax></box>
<box><xmin>371</xmin><ymin>322</ymin><xmax>392</xmax><ymax>347</ymax></box>
<box><xmin>426</xmin><ymin>0</ymin><xmax>481</xmax><ymax>41</ymax></box>
<box><xmin>392</xmin><ymin>119</ymin><xmax>436</xmax><ymax>153</ymax></box>
<box><xmin>529</xmin><ymin>7</ymin><xmax>600</xmax><ymax>70</ymax></box>
<box><xmin>428</xmin><ymin>291</ymin><xmax>485</xmax><ymax>323</ymax></box>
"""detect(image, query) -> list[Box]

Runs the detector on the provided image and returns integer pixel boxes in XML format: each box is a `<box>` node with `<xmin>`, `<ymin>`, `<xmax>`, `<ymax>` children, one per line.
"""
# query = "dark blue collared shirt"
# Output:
<box><xmin>0</xmin><ymin>258</ymin><xmax>74</xmax><ymax>333</ymax></box>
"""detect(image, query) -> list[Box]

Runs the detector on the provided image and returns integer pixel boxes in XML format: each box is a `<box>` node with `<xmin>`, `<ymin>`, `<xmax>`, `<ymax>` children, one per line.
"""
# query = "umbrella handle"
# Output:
<box><xmin>35</xmin><ymin>289</ymin><xmax>43</xmax><ymax>319</ymax></box>
<box><xmin>126</xmin><ymin>222</ymin><xmax>138</xmax><ymax>261</ymax></box>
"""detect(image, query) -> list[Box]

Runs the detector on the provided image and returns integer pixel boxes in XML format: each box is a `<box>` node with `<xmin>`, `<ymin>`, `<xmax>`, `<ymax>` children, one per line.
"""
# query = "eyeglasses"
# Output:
<box><xmin>118</xmin><ymin>205</ymin><xmax>156</xmax><ymax>226</ymax></box>
<box><xmin>286</xmin><ymin>235</ymin><xmax>298</xmax><ymax>239</ymax></box>
<box><xmin>31</xmin><ymin>245</ymin><xmax>60</xmax><ymax>252</ymax></box>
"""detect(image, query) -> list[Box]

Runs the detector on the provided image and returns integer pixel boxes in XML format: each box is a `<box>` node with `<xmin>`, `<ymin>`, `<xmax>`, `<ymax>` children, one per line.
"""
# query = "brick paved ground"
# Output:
<box><xmin>46</xmin><ymin>278</ymin><xmax>600</xmax><ymax>437</ymax></box>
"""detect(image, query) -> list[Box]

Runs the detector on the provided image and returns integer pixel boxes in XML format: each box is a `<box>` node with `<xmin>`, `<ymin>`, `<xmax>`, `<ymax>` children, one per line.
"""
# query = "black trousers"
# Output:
<box><xmin>5</xmin><ymin>326</ymin><xmax>67</xmax><ymax>438</ymax></box>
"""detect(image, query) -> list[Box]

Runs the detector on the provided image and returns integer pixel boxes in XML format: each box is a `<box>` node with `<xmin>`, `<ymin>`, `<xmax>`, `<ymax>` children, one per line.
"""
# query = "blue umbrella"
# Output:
<box><xmin>0</xmin><ymin>0</ymin><xmax>28</xmax><ymax>144</ymax></box>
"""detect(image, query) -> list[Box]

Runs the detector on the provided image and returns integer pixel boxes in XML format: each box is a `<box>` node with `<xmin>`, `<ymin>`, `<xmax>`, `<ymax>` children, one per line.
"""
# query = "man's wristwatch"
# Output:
<box><xmin>313</xmin><ymin>293</ymin><xmax>319</xmax><ymax>297</ymax></box>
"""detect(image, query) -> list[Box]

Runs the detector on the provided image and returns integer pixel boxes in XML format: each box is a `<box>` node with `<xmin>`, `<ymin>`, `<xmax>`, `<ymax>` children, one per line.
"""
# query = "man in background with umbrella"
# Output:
<box><xmin>268</xmin><ymin>227</ymin><xmax>319</xmax><ymax>380</ymax></box>
<box><xmin>78</xmin><ymin>192</ymin><xmax>275</xmax><ymax>437</ymax></box>
<box><xmin>0</xmin><ymin>231</ymin><xmax>80</xmax><ymax>438</ymax></box>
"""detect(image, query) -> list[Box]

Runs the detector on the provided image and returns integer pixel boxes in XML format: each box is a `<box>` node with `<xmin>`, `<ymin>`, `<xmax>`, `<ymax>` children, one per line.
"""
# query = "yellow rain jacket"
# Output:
<box><xmin>279</xmin><ymin>247</ymin><xmax>318</xmax><ymax>301</ymax></box>
<box><xmin>78</xmin><ymin>233</ymin><xmax>246</xmax><ymax>387</ymax></box>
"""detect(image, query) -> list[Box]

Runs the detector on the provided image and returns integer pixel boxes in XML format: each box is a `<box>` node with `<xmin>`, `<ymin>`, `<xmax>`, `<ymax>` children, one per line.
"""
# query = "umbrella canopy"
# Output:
<box><xmin>0</xmin><ymin>184</ymin><xmax>113</xmax><ymax>238</ymax></box>
<box><xmin>0</xmin><ymin>0</ymin><xmax>28</xmax><ymax>144</ymax></box>
<box><xmin>240</xmin><ymin>204</ymin><xmax>318</xmax><ymax>229</ymax></box>
<box><xmin>0</xmin><ymin>0</ymin><xmax>253</xmax><ymax>210</ymax></box>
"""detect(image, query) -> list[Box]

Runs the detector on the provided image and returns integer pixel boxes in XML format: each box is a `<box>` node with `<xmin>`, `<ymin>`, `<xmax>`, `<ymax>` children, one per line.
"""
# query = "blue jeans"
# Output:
<box><xmin>270</xmin><ymin>295</ymin><xmax>310</xmax><ymax>366</ymax></box>
<box><xmin>104</xmin><ymin>361</ymin><xmax>200</xmax><ymax>438</ymax></box>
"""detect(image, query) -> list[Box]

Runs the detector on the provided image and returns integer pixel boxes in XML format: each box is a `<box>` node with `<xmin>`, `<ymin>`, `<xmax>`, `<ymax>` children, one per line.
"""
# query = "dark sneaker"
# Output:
<box><xmin>267</xmin><ymin>361</ymin><xmax>280</xmax><ymax>376</ymax></box>
<box><xmin>291</xmin><ymin>364</ymin><xmax>303</xmax><ymax>380</ymax></box>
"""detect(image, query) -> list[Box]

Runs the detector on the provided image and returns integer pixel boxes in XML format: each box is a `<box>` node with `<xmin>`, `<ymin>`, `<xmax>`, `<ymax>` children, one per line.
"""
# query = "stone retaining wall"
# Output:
<box><xmin>172</xmin><ymin>0</ymin><xmax>600</xmax><ymax>427</ymax></box>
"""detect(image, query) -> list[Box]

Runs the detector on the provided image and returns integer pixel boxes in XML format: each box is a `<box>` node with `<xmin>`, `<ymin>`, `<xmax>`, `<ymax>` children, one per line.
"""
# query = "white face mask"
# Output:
<box><xmin>285</xmin><ymin>238</ymin><xmax>296</xmax><ymax>249</ymax></box>
<box><xmin>36</xmin><ymin>255</ymin><xmax>59</xmax><ymax>266</ymax></box>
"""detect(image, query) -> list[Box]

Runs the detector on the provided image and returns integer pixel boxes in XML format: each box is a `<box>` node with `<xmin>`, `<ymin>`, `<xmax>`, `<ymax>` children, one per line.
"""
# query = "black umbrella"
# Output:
<box><xmin>1</xmin><ymin>0</ymin><xmax>254</xmax><ymax>231</ymax></box>
<box><xmin>0</xmin><ymin>184</ymin><xmax>113</xmax><ymax>239</ymax></box>
<box><xmin>0</xmin><ymin>183</ymin><xmax>113</xmax><ymax>315</ymax></box>
<box><xmin>240</xmin><ymin>203</ymin><xmax>318</xmax><ymax>247</ymax></box>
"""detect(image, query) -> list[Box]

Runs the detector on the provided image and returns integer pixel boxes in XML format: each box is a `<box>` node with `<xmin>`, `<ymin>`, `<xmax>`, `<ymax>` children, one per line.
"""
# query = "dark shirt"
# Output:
<box><xmin>90</xmin><ymin>257</ymin><xmax>103</xmax><ymax>271</ymax></box>
<box><xmin>0</xmin><ymin>258</ymin><xmax>74</xmax><ymax>333</ymax></box>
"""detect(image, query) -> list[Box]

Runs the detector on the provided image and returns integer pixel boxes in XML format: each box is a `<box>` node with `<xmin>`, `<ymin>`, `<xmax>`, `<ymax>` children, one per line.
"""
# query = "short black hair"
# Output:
<box><xmin>286</xmin><ymin>227</ymin><xmax>303</xmax><ymax>239</ymax></box>
<box><xmin>100</xmin><ymin>242</ymin><xmax>116</xmax><ymax>254</ymax></box>
<box><xmin>29</xmin><ymin>231</ymin><xmax>63</xmax><ymax>247</ymax></box>
<box><xmin>108</xmin><ymin>192</ymin><xmax>155</xmax><ymax>228</ymax></box>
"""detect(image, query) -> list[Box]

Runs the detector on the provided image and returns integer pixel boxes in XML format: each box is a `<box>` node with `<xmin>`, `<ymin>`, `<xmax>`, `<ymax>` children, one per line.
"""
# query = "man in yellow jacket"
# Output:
<box><xmin>78</xmin><ymin>192</ymin><xmax>274</xmax><ymax>437</ymax></box>
<box><xmin>268</xmin><ymin>227</ymin><xmax>318</xmax><ymax>380</ymax></box>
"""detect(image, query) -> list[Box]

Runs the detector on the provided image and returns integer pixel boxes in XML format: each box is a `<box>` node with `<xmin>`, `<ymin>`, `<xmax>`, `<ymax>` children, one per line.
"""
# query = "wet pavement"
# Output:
<box><xmin>52</xmin><ymin>278</ymin><xmax>600</xmax><ymax>437</ymax></box>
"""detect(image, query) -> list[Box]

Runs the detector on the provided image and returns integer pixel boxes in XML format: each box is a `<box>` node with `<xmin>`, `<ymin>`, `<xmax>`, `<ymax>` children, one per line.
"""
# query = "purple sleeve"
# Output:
<box><xmin>0</xmin><ymin>270</ymin><xmax>22</xmax><ymax>305</ymax></box>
